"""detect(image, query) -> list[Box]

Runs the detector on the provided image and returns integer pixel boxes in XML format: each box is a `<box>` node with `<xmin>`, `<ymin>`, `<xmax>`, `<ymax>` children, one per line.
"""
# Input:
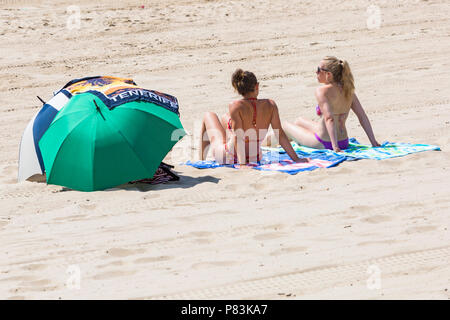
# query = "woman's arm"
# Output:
<box><xmin>269</xmin><ymin>100</ymin><xmax>307</xmax><ymax>163</ymax></box>
<box><xmin>229</xmin><ymin>103</ymin><xmax>248</xmax><ymax>165</ymax></box>
<box><xmin>350</xmin><ymin>94</ymin><xmax>380</xmax><ymax>147</ymax></box>
<box><xmin>315</xmin><ymin>88</ymin><xmax>341</xmax><ymax>152</ymax></box>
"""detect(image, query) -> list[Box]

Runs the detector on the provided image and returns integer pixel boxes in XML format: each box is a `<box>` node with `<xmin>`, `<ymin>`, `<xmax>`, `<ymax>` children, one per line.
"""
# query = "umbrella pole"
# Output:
<box><xmin>36</xmin><ymin>96</ymin><xmax>46</xmax><ymax>105</ymax></box>
<box><xmin>93</xmin><ymin>100</ymin><xmax>106</xmax><ymax>120</ymax></box>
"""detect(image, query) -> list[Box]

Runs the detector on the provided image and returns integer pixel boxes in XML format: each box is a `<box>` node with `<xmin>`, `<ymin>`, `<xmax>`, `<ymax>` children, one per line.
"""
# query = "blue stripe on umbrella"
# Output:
<box><xmin>32</xmin><ymin>103</ymin><xmax>58</xmax><ymax>173</ymax></box>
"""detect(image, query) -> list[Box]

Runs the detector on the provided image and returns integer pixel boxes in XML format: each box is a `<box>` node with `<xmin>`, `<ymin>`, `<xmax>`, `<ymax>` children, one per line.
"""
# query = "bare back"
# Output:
<box><xmin>317</xmin><ymin>84</ymin><xmax>353</xmax><ymax>141</ymax></box>
<box><xmin>227</xmin><ymin>99</ymin><xmax>275</xmax><ymax>160</ymax></box>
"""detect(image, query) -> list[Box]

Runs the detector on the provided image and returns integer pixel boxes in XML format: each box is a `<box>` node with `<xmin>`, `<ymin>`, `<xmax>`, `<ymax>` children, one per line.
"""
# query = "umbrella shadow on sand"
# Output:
<box><xmin>27</xmin><ymin>170</ymin><xmax>220</xmax><ymax>192</ymax></box>
<box><xmin>116</xmin><ymin>173</ymin><xmax>220</xmax><ymax>192</ymax></box>
<box><xmin>44</xmin><ymin>173</ymin><xmax>220</xmax><ymax>193</ymax></box>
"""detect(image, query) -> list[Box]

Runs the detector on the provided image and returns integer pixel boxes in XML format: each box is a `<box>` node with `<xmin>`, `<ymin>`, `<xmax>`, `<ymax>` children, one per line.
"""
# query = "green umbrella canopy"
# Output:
<box><xmin>38</xmin><ymin>92</ymin><xmax>185</xmax><ymax>191</ymax></box>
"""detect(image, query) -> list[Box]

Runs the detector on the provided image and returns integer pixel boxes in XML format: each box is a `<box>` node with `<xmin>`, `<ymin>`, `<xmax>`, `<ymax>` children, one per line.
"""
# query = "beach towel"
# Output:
<box><xmin>185</xmin><ymin>150</ymin><xmax>346</xmax><ymax>175</ymax></box>
<box><xmin>185</xmin><ymin>138</ymin><xmax>440</xmax><ymax>174</ymax></box>
<box><xmin>264</xmin><ymin>138</ymin><xmax>441</xmax><ymax>161</ymax></box>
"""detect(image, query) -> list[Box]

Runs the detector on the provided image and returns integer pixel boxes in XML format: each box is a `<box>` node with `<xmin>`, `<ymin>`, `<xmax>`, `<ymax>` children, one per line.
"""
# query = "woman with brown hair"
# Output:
<box><xmin>199</xmin><ymin>68</ymin><xmax>306</xmax><ymax>165</ymax></box>
<box><xmin>269</xmin><ymin>56</ymin><xmax>380</xmax><ymax>152</ymax></box>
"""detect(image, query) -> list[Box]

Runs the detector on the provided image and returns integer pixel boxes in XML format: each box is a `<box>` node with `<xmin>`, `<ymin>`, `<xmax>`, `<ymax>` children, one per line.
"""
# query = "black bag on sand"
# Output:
<box><xmin>129</xmin><ymin>162</ymin><xmax>180</xmax><ymax>185</ymax></box>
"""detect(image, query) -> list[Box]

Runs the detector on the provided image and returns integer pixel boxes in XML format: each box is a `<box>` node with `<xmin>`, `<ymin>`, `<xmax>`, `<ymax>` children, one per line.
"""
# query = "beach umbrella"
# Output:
<box><xmin>18</xmin><ymin>75</ymin><xmax>175</xmax><ymax>183</ymax></box>
<box><xmin>18</xmin><ymin>91</ymin><xmax>71</xmax><ymax>181</ymax></box>
<box><xmin>18</xmin><ymin>75</ymin><xmax>120</xmax><ymax>182</ymax></box>
<box><xmin>38</xmin><ymin>91</ymin><xmax>185</xmax><ymax>191</ymax></box>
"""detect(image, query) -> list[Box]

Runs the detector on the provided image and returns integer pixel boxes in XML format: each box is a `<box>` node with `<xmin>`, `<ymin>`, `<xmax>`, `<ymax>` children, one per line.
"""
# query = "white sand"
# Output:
<box><xmin>0</xmin><ymin>0</ymin><xmax>449</xmax><ymax>299</ymax></box>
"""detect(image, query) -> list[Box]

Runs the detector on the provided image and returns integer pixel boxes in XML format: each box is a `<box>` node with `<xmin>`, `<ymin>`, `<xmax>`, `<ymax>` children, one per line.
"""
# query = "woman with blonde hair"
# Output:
<box><xmin>271</xmin><ymin>57</ymin><xmax>380</xmax><ymax>152</ymax></box>
<box><xmin>199</xmin><ymin>68</ymin><xmax>306</xmax><ymax>165</ymax></box>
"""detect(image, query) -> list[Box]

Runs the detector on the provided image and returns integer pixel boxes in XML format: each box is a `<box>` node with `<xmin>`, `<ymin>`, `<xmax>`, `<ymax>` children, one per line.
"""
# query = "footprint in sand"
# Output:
<box><xmin>97</xmin><ymin>260</ymin><xmax>125</xmax><ymax>269</ymax></box>
<box><xmin>188</xmin><ymin>231</ymin><xmax>213</xmax><ymax>237</ymax></box>
<box><xmin>105</xmin><ymin>248</ymin><xmax>145</xmax><ymax>258</ymax></box>
<box><xmin>253</xmin><ymin>232</ymin><xmax>285</xmax><ymax>241</ymax></box>
<box><xmin>78</xmin><ymin>203</ymin><xmax>97</xmax><ymax>210</ymax></box>
<box><xmin>20</xmin><ymin>263</ymin><xmax>47</xmax><ymax>271</ymax></box>
<box><xmin>263</xmin><ymin>224</ymin><xmax>285</xmax><ymax>231</ymax></box>
<box><xmin>54</xmin><ymin>214</ymin><xmax>86</xmax><ymax>221</ymax></box>
<box><xmin>334</xmin><ymin>167</ymin><xmax>354</xmax><ymax>175</ymax></box>
<box><xmin>435</xmin><ymin>198</ymin><xmax>450</xmax><ymax>205</ymax></box>
<box><xmin>404</xmin><ymin>225</ymin><xmax>438</xmax><ymax>234</ymax></box>
<box><xmin>191</xmin><ymin>238</ymin><xmax>214</xmax><ymax>245</ymax></box>
<box><xmin>349</xmin><ymin>205</ymin><xmax>371</xmax><ymax>212</ymax></box>
<box><xmin>414</xmin><ymin>66</ymin><xmax>430</xmax><ymax>71</ymax></box>
<box><xmin>2</xmin><ymin>275</ymin><xmax>36</xmax><ymax>282</ymax></box>
<box><xmin>191</xmin><ymin>261</ymin><xmax>238</xmax><ymax>270</ymax></box>
<box><xmin>394</xmin><ymin>202</ymin><xmax>423</xmax><ymax>210</ymax></box>
<box><xmin>361</xmin><ymin>215</ymin><xmax>392</xmax><ymax>224</ymax></box>
<box><xmin>1</xmin><ymin>165</ymin><xmax>16</xmax><ymax>179</ymax></box>
<box><xmin>134</xmin><ymin>256</ymin><xmax>172</xmax><ymax>264</ymax></box>
<box><xmin>295</xmin><ymin>222</ymin><xmax>309</xmax><ymax>227</ymax></box>
<box><xmin>92</xmin><ymin>270</ymin><xmax>136</xmax><ymax>280</ymax></box>
<box><xmin>0</xmin><ymin>220</ymin><xmax>10</xmax><ymax>228</ymax></box>
<box><xmin>224</xmin><ymin>184</ymin><xmax>238</xmax><ymax>191</ymax></box>
<box><xmin>269</xmin><ymin>246</ymin><xmax>308</xmax><ymax>256</ymax></box>
<box><xmin>249</xmin><ymin>183</ymin><xmax>265</xmax><ymax>191</ymax></box>
<box><xmin>20</xmin><ymin>279</ymin><xmax>52</xmax><ymax>287</ymax></box>
<box><xmin>0</xmin><ymin>191</ymin><xmax>37</xmax><ymax>200</ymax></box>
<box><xmin>7</xmin><ymin>296</ymin><xmax>25</xmax><ymax>300</ymax></box>
<box><xmin>208</xmin><ymin>209</ymin><xmax>239</xmax><ymax>216</ymax></box>
<box><xmin>143</xmin><ymin>194</ymin><xmax>160</xmax><ymax>200</ymax></box>
<box><xmin>357</xmin><ymin>239</ymin><xmax>399</xmax><ymax>247</ymax></box>
<box><xmin>17</xmin><ymin>279</ymin><xmax>58</xmax><ymax>292</ymax></box>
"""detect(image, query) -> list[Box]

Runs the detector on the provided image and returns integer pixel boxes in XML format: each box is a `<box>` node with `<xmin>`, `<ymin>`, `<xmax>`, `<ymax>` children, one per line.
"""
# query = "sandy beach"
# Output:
<box><xmin>0</xmin><ymin>0</ymin><xmax>449</xmax><ymax>299</ymax></box>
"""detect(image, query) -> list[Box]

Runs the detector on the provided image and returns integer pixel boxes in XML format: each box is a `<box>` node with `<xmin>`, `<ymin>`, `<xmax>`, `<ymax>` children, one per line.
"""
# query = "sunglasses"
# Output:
<box><xmin>316</xmin><ymin>66</ymin><xmax>330</xmax><ymax>74</ymax></box>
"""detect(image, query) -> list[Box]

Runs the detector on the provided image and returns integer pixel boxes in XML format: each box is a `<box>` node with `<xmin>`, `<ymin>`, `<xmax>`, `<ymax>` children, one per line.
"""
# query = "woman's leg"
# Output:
<box><xmin>261</xmin><ymin>116</ymin><xmax>320</xmax><ymax>147</ymax></box>
<box><xmin>220</xmin><ymin>113</ymin><xmax>230</xmax><ymax>130</ymax></box>
<box><xmin>294</xmin><ymin>116</ymin><xmax>320</xmax><ymax>133</ymax></box>
<box><xmin>282</xmin><ymin>120</ymin><xmax>324</xmax><ymax>149</ymax></box>
<box><xmin>199</xmin><ymin>117</ymin><xmax>209</xmax><ymax>160</ymax></box>
<box><xmin>199</xmin><ymin>112</ymin><xmax>227</xmax><ymax>161</ymax></box>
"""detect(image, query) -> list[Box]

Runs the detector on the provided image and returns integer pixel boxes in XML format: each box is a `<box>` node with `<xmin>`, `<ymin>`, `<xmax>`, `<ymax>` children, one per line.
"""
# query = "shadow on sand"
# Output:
<box><xmin>39</xmin><ymin>173</ymin><xmax>220</xmax><ymax>193</ymax></box>
<box><xmin>115</xmin><ymin>173</ymin><xmax>220</xmax><ymax>192</ymax></box>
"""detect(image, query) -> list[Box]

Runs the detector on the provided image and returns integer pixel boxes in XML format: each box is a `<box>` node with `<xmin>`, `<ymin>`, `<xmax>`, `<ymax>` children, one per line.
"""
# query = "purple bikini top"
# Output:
<box><xmin>316</xmin><ymin>105</ymin><xmax>322</xmax><ymax>116</ymax></box>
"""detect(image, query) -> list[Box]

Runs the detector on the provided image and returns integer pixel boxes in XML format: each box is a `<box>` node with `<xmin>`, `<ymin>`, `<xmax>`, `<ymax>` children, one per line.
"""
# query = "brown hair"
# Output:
<box><xmin>231</xmin><ymin>69</ymin><xmax>258</xmax><ymax>96</ymax></box>
<box><xmin>323</xmin><ymin>56</ymin><xmax>355</xmax><ymax>99</ymax></box>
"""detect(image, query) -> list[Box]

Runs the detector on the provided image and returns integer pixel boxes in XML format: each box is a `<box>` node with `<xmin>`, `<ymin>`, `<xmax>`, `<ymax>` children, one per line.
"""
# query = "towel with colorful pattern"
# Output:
<box><xmin>185</xmin><ymin>138</ymin><xmax>440</xmax><ymax>174</ymax></box>
<box><xmin>184</xmin><ymin>149</ymin><xmax>346</xmax><ymax>175</ymax></box>
<box><xmin>264</xmin><ymin>138</ymin><xmax>441</xmax><ymax>161</ymax></box>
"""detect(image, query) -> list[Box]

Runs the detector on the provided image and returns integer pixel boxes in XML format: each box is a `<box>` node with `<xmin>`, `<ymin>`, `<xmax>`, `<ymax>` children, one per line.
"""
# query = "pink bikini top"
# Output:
<box><xmin>316</xmin><ymin>104</ymin><xmax>322</xmax><ymax>116</ymax></box>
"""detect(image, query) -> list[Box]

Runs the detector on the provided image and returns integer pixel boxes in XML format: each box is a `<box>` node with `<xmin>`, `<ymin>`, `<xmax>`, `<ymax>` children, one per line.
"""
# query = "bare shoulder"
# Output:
<box><xmin>228</xmin><ymin>100</ymin><xmax>244</xmax><ymax>113</ymax></box>
<box><xmin>259</xmin><ymin>99</ymin><xmax>277</xmax><ymax>111</ymax></box>
<box><xmin>258</xmin><ymin>99</ymin><xmax>276</xmax><ymax>119</ymax></box>
<box><xmin>229</xmin><ymin>100</ymin><xmax>242</xmax><ymax>108</ymax></box>
<box><xmin>315</xmin><ymin>85</ymin><xmax>332</xmax><ymax>98</ymax></box>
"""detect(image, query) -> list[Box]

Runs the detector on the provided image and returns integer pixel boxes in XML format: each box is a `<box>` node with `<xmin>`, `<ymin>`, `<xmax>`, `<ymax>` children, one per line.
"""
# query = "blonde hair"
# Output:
<box><xmin>323</xmin><ymin>56</ymin><xmax>355</xmax><ymax>99</ymax></box>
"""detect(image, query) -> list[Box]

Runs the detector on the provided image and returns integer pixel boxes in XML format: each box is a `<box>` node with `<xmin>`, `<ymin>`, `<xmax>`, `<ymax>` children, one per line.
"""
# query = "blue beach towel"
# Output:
<box><xmin>185</xmin><ymin>138</ymin><xmax>440</xmax><ymax>174</ymax></box>
<box><xmin>185</xmin><ymin>149</ymin><xmax>346</xmax><ymax>175</ymax></box>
